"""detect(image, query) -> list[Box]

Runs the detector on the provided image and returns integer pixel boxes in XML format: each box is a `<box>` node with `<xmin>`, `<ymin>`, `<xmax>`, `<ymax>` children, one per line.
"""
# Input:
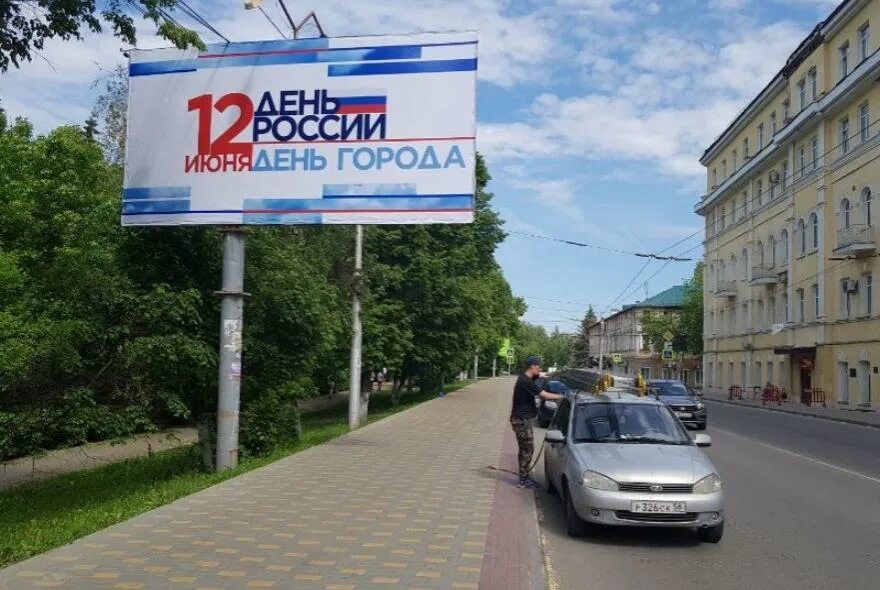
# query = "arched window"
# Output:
<box><xmin>769</xmin><ymin>235</ymin><xmax>777</xmax><ymax>266</ymax></box>
<box><xmin>730</xmin><ymin>254</ymin><xmax>737</xmax><ymax>281</ymax></box>
<box><xmin>741</xmin><ymin>248</ymin><xmax>749</xmax><ymax>280</ymax></box>
<box><xmin>719</xmin><ymin>260</ymin><xmax>726</xmax><ymax>283</ymax></box>
<box><xmin>841</xmin><ymin>198</ymin><xmax>852</xmax><ymax>229</ymax></box>
<box><xmin>709</xmin><ymin>264</ymin><xmax>715</xmax><ymax>290</ymax></box>
<box><xmin>780</xmin><ymin>229</ymin><xmax>789</xmax><ymax>263</ymax></box>
<box><xmin>861</xmin><ymin>188</ymin><xmax>872</xmax><ymax>226</ymax></box>
<box><xmin>810</xmin><ymin>212</ymin><xmax>819</xmax><ymax>250</ymax></box>
<box><xmin>757</xmin><ymin>241</ymin><xmax>765</xmax><ymax>267</ymax></box>
<box><xmin>798</xmin><ymin>219</ymin><xmax>806</xmax><ymax>255</ymax></box>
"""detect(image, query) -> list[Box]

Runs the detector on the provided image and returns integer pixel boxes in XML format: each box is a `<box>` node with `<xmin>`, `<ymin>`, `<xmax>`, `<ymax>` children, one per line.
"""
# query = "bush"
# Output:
<box><xmin>238</xmin><ymin>387</ymin><xmax>301</xmax><ymax>458</ymax></box>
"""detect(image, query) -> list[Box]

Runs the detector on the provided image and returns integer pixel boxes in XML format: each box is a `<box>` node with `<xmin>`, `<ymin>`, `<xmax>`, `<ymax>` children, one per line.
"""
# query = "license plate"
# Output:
<box><xmin>676</xmin><ymin>412</ymin><xmax>693</xmax><ymax>418</ymax></box>
<box><xmin>631</xmin><ymin>501</ymin><xmax>686</xmax><ymax>514</ymax></box>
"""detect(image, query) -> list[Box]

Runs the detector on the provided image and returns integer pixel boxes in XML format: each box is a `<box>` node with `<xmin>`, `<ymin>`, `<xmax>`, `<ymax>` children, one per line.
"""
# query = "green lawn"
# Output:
<box><xmin>0</xmin><ymin>381</ymin><xmax>471</xmax><ymax>568</ymax></box>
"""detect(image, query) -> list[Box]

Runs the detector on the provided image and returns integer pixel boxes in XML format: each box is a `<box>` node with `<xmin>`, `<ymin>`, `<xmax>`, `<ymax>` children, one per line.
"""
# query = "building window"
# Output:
<box><xmin>743</xmin><ymin>137</ymin><xmax>749</xmax><ymax>158</ymax></box>
<box><xmin>769</xmin><ymin>296</ymin><xmax>777</xmax><ymax>324</ymax></box>
<box><xmin>811</xmin><ymin>136</ymin><xmax>819</xmax><ymax>169</ymax></box>
<box><xmin>783</xmin><ymin>99</ymin><xmax>790</xmax><ymax>120</ymax></box>
<box><xmin>721</xmin><ymin>206</ymin><xmax>727</xmax><ymax>229</ymax></box>
<box><xmin>712</xmin><ymin>168</ymin><xmax>717</xmax><ymax>187</ymax></box>
<box><xmin>840</xmin><ymin>42</ymin><xmax>850</xmax><ymax>80</ymax></box>
<box><xmin>742</xmin><ymin>248</ymin><xmax>749</xmax><ymax>280</ymax></box>
<box><xmin>756</xmin><ymin>179</ymin><xmax>763</xmax><ymax>206</ymax></box>
<box><xmin>720</xmin><ymin>310</ymin><xmax>725</xmax><ymax>335</ymax></box>
<box><xmin>758</xmin><ymin>123</ymin><xmax>765</xmax><ymax>150</ymax></box>
<box><xmin>862</xmin><ymin>188</ymin><xmax>873</xmax><ymax>226</ymax></box>
<box><xmin>781</xmin><ymin>229</ymin><xmax>789</xmax><ymax>263</ymax></box>
<box><xmin>812</xmin><ymin>284</ymin><xmax>820</xmax><ymax>319</ymax></box>
<box><xmin>841</xmin><ymin>198</ymin><xmax>852</xmax><ymax>229</ymax></box>
<box><xmin>840</xmin><ymin>117</ymin><xmax>850</xmax><ymax>155</ymax></box>
<box><xmin>860</xmin><ymin>102</ymin><xmax>870</xmax><ymax>142</ymax></box>
<box><xmin>730</xmin><ymin>254</ymin><xmax>737</xmax><ymax>280</ymax></box>
<box><xmin>798</xmin><ymin>218</ymin><xmax>806</xmax><ymax>255</ymax></box>
<box><xmin>841</xmin><ymin>279</ymin><xmax>853</xmax><ymax>319</ymax></box>
<box><xmin>757</xmin><ymin>240</ymin><xmax>765</xmax><ymax>267</ymax></box>
<box><xmin>742</xmin><ymin>302</ymin><xmax>749</xmax><ymax>332</ymax></box>
<box><xmin>799</xmin><ymin>146</ymin><xmax>806</xmax><ymax>175</ymax></box>
<box><xmin>797</xmin><ymin>288</ymin><xmax>805</xmax><ymax>323</ymax></box>
<box><xmin>742</xmin><ymin>191</ymin><xmax>748</xmax><ymax>217</ymax></box>
<box><xmin>722</xmin><ymin>159</ymin><xmax>727</xmax><ymax>179</ymax></box>
<box><xmin>757</xmin><ymin>299</ymin><xmax>765</xmax><ymax>330</ymax></box>
<box><xmin>768</xmin><ymin>235</ymin><xmax>776</xmax><ymax>266</ymax></box>
<box><xmin>770</xmin><ymin>172</ymin><xmax>776</xmax><ymax>199</ymax></box>
<box><xmin>732</xmin><ymin>149</ymin><xmax>738</xmax><ymax>170</ymax></box>
<box><xmin>782</xmin><ymin>161</ymin><xmax>788</xmax><ymax>189</ymax></box>
<box><xmin>809</xmin><ymin>67</ymin><xmax>817</xmax><ymax>100</ymax></box>
<box><xmin>810</xmin><ymin>212</ymin><xmax>819</xmax><ymax>250</ymax></box>
<box><xmin>798</xmin><ymin>79</ymin><xmax>806</xmax><ymax>110</ymax></box>
<box><xmin>770</xmin><ymin>112</ymin><xmax>777</xmax><ymax>135</ymax></box>
<box><xmin>860</xmin><ymin>23</ymin><xmax>870</xmax><ymax>62</ymax></box>
<box><xmin>730</xmin><ymin>306</ymin><xmax>737</xmax><ymax>334</ymax></box>
<box><xmin>865</xmin><ymin>273</ymin><xmax>873</xmax><ymax>316</ymax></box>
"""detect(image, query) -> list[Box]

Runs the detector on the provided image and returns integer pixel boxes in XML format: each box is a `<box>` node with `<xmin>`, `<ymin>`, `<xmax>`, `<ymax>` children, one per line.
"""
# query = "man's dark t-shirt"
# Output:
<box><xmin>511</xmin><ymin>373</ymin><xmax>542</xmax><ymax>419</ymax></box>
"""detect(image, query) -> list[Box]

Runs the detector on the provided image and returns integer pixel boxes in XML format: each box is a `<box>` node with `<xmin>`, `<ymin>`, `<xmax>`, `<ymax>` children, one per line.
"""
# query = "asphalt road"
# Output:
<box><xmin>534</xmin><ymin>401</ymin><xmax>880</xmax><ymax>590</ymax></box>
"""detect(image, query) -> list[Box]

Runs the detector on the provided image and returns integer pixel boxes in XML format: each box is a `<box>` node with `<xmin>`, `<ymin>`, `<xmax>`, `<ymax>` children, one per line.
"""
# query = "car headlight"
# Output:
<box><xmin>693</xmin><ymin>473</ymin><xmax>722</xmax><ymax>494</ymax></box>
<box><xmin>695</xmin><ymin>401</ymin><xmax>704</xmax><ymax>410</ymax></box>
<box><xmin>545</xmin><ymin>400</ymin><xmax>558</xmax><ymax>410</ymax></box>
<box><xmin>582</xmin><ymin>470</ymin><xmax>618</xmax><ymax>491</ymax></box>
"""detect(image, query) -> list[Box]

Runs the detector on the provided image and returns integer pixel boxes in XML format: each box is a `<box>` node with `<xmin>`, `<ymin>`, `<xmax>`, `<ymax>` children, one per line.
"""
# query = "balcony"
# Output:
<box><xmin>835</xmin><ymin>224</ymin><xmax>877</xmax><ymax>257</ymax></box>
<box><xmin>714</xmin><ymin>281</ymin><xmax>737</xmax><ymax>298</ymax></box>
<box><xmin>751</xmin><ymin>264</ymin><xmax>778</xmax><ymax>286</ymax></box>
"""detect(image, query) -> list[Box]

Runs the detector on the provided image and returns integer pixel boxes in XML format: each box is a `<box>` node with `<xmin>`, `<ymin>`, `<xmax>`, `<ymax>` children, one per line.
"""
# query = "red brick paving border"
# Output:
<box><xmin>479</xmin><ymin>427</ymin><xmax>547</xmax><ymax>590</ymax></box>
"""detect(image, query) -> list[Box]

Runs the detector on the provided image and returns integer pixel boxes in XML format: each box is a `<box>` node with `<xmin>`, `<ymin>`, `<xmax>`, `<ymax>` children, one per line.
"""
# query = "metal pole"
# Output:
<box><xmin>216</xmin><ymin>229</ymin><xmax>246</xmax><ymax>471</ymax></box>
<box><xmin>473</xmin><ymin>352</ymin><xmax>479</xmax><ymax>380</ymax></box>
<box><xmin>598</xmin><ymin>318</ymin><xmax>605</xmax><ymax>373</ymax></box>
<box><xmin>348</xmin><ymin>225</ymin><xmax>364</xmax><ymax>430</ymax></box>
<box><xmin>492</xmin><ymin>356</ymin><xmax>497</xmax><ymax>378</ymax></box>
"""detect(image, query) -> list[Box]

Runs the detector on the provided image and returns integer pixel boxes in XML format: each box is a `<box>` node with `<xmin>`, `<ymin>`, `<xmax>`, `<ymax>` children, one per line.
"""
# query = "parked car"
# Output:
<box><xmin>536</xmin><ymin>380</ymin><xmax>572</xmax><ymax>427</ymax></box>
<box><xmin>543</xmin><ymin>391</ymin><xmax>724</xmax><ymax>543</ymax></box>
<box><xmin>648</xmin><ymin>379</ymin><xmax>707</xmax><ymax>430</ymax></box>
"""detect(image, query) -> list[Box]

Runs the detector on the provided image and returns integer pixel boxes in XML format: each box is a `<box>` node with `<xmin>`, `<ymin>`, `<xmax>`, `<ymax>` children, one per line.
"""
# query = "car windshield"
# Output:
<box><xmin>548</xmin><ymin>381</ymin><xmax>570</xmax><ymax>394</ymax></box>
<box><xmin>572</xmin><ymin>403</ymin><xmax>691</xmax><ymax>444</ymax></box>
<box><xmin>650</xmin><ymin>382</ymin><xmax>693</xmax><ymax>398</ymax></box>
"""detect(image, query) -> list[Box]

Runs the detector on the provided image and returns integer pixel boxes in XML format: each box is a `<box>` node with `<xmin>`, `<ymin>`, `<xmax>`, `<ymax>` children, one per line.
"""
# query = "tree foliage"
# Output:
<box><xmin>679</xmin><ymin>262</ymin><xmax>704</xmax><ymax>355</ymax></box>
<box><xmin>0</xmin><ymin>104</ymin><xmax>520</xmax><ymax>460</ymax></box>
<box><xmin>571</xmin><ymin>305</ymin><xmax>597</xmax><ymax>367</ymax></box>
<box><xmin>0</xmin><ymin>1</ymin><xmax>204</xmax><ymax>72</ymax></box>
<box><xmin>512</xmin><ymin>323</ymin><xmax>573</xmax><ymax>371</ymax></box>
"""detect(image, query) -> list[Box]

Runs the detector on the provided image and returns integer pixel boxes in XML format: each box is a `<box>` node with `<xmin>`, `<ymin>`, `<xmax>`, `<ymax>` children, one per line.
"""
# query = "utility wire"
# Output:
<box><xmin>256</xmin><ymin>5</ymin><xmax>287</xmax><ymax>38</ymax></box>
<box><xmin>508</xmin><ymin>230</ymin><xmax>697</xmax><ymax>261</ymax></box>
<box><xmin>175</xmin><ymin>1</ymin><xmax>230</xmax><ymax>42</ymax></box>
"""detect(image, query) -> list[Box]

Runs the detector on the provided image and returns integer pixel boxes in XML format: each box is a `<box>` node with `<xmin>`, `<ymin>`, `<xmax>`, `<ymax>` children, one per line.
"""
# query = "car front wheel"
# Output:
<box><xmin>697</xmin><ymin>521</ymin><xmax>724</xmax><ymax>543</ymax></box>
<box><xmin>563</xmin><ymin>483</ymin><xmax>588</xmax><ymax>537</ymax></box>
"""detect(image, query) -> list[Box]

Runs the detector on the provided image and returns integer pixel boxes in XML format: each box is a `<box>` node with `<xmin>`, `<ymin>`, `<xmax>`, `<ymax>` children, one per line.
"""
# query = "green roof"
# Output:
<box><xmin>623</xmin><ymin>285</ymin><xmax>685</xmax><ymax>310</ymax></box>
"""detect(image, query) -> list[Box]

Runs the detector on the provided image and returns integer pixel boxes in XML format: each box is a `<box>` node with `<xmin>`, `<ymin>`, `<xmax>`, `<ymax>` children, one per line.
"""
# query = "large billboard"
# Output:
<box><xmin>122</xmin><ymin>32</ymin><xmax>477</xmax><ymax>226</ymax></box>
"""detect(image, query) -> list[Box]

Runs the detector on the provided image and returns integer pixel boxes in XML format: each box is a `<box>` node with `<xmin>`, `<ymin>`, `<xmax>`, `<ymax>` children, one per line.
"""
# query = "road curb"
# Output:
<box><xmin>704</xmin><ymin>397</ymin><xmax>880</xmax><ymax>429</ymax></box>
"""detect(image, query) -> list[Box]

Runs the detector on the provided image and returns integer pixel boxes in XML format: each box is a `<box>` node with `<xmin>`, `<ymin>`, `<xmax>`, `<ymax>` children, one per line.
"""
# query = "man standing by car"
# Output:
<box><xmin>511</xmin><ymin>356</ymin><xmax>565</xmax><ymax>489</ymax></box>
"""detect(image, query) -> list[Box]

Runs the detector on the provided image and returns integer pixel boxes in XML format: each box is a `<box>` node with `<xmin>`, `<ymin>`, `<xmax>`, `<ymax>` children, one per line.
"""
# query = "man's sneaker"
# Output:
<box><xmin>517</xmin><ymin>477</ymin><xmax>539</xmax><ymax>489</ymax></box>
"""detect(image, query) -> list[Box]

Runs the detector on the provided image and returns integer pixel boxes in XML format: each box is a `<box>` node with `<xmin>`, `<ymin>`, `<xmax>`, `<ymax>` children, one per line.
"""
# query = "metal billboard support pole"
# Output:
<box><xmin>216</xmin><ymin>228</ymin><xmax>246</xmax><ymax>471</ymax></box>
<box><xmin>348</xmin><ymin>225</ymin><xmax>364</xmax><ymax>430</ymax></box>
<box><xmin>598</xmin><ymin>318</ymin><xmax>605</xmax><ymax>374</ymax></box>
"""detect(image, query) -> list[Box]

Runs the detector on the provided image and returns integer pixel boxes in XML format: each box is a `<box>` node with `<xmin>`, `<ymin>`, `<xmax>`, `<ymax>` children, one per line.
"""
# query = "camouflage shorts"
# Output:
<box><xmin>510</xmin><ymin>417</ymin><xmax>534</xmax><ymax>478</ymax></box>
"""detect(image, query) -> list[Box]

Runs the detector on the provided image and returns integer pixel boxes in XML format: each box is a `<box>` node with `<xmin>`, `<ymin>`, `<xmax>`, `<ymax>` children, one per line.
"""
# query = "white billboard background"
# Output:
<box><xmin>123</xmin><ymin>32</ymin><xmax>477</xmax><ymax>226</ymax></box>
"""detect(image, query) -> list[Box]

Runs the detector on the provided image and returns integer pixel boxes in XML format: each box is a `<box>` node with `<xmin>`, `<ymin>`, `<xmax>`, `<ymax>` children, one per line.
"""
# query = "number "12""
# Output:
<box><xmin>187</xmin><ymin>93</ymin><xmax>254</xmax><ymax>155</ymax></box>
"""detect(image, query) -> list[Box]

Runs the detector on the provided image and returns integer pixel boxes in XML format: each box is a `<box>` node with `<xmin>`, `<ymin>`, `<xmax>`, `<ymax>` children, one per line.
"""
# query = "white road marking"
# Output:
<box><xmin>711</xmin><ymin>426</ymin><xmax>880</xmax><ymax>485</ymax></box>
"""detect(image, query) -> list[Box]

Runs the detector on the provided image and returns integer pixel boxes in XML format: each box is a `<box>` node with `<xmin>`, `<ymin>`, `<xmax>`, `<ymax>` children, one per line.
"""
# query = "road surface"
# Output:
<box><xmin>534</xmin><ymin>401</ymin><xmax>880</xmax><ymax>590</ymax></box>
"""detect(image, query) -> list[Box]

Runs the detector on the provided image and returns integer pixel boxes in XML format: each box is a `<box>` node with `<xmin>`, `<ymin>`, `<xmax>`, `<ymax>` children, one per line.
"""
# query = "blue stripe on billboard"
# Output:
<box><xmin>322</xmin><ymin>193</ymin><xmax>473</xmax><ymax>200</ymax></box>
<box><xmin>328</xmin><ymin>58</ymin><xmax>477</xmax><ymax>77</ymax></box>
<box><xmin>243</xmin><ymin>195</ymin><xmax>472</xmax><ymax>211</ymax></box>
<box><xmin>242</xmin><ymin>213</ymin><xmax>324</xmax><ymax>224</ymax></box>
<box><xmin>203</xmin><ymin>38</ymin><xmax>330</xmax><ymax>55</ymax></box>
<box><xmin>130</xmin><ymin>44</ymin><xmax>426</xmax><ymax>77</ymax></box>
<box><xmin>123</xmin><ymin>186</ymin><xmax>191</xmax><ymax>200</ymax></box>
<box><xmin>336</xmin><ymin>96</ymin><xmax>388</xmax><ymax>105</ymax></box>
<box><xmin>322</xmin><ymin>183</ymin><xmax>417</xmax><ymax>196</ymax></box>
<box><xmin>122</xmin><ymin>200</ymin><xmax>192</xmax><ymax>214</ymax></box>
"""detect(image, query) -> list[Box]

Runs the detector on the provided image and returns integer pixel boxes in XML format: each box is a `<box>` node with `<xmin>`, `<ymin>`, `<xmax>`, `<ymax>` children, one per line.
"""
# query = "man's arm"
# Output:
<box><xmin>539</xmin><ymin>390</ymin><xmax>564</xmax><ymax>401</ymax></box>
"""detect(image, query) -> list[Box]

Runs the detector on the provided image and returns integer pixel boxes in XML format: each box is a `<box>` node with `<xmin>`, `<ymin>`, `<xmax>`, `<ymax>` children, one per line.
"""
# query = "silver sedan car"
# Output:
<box><xmin>543</xmin><ymin>391</ymin><xmax>724</xmax><ymax>543</ymax></box>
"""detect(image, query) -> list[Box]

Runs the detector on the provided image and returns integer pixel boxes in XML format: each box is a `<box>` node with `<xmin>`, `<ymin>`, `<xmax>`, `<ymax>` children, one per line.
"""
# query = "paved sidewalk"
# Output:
<box><xmin>0</xmin><ymin>379</ymin><xmax>545</xmax><ymax>590</ymax></box>
<box><xmin>701</xmin><ymin>389</ymin><xmax>880</xmax><ymax>428</ymax></box>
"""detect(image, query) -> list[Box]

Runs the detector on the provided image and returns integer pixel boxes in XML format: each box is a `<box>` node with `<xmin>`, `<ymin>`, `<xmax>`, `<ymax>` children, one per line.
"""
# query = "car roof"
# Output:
<box><xmin>574</xmin><ymin>390</ymin><xmax>664</xmax><ymax>406</ymax></box>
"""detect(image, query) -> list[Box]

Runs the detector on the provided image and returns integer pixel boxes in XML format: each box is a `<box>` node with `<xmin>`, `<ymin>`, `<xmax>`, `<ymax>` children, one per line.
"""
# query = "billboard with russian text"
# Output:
<box><xmin>122</xmin><ymin>32</ymin><xmax>477</xmax><ymax>226</ymax></box>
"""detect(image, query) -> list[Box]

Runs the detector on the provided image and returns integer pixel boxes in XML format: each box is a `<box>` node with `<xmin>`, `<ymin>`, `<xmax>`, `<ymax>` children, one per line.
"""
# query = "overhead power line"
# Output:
<box><xmin>508</xmin><ymin>231</ymin><xmax>698</xmax><ymax>261</ymax></box>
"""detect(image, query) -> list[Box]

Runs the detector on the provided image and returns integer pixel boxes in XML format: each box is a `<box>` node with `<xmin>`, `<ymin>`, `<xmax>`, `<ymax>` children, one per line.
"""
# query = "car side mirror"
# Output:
<box><xmin>693</xmin><ymin>433</ymin><xmax>712</xmax><ymax>447</ymax></box>
<box><xmin>545</xmin><ymin>430</ymin><xmax>565</xmax><ymax>444</ymax></box>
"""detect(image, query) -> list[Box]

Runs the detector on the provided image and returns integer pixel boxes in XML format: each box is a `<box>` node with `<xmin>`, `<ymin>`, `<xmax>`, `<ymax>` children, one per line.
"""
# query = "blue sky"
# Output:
<box><xmin>2</xmin><ymin>0</ymin><xmax>842</xmax><ymax>332</ymax></box>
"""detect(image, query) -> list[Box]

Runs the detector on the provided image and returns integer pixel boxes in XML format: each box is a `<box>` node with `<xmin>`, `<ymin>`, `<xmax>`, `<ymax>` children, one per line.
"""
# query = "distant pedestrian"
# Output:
<box><xmin>377</xmin><ymin>372</ymin><xmax>386</xmax><ymax>391</ymax></box>
<box><xmin>510</xmin><ymin>356</ymin><xmax>564</xmax><ymax>489</ymax></box>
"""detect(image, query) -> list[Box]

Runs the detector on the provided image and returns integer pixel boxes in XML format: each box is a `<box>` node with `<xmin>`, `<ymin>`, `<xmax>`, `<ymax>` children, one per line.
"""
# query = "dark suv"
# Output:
<box><xmin>648</xmin><ymin>380</ymin><xmax>707</xmax><ymax>430</ymax></box>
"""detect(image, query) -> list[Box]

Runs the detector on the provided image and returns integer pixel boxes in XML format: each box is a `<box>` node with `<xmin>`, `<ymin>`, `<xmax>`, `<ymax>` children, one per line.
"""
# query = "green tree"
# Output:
<box><xmin>679</xmin><ymin>262</ymin><xmax>704</xmax><ymax>355</ymax></box>
<box><xmin>1</xmin><ymin>1</ymin><xmax>204</xmax><ymax>72</ymax></box>
<box><xmin>91</xmin><ymin>65</ymin><xmax>128</xmax><ymax>165</ymax></box>
<box><xmin>571</xmin><ymin>306</ymin><xmax>597</xmax><ymax>367</ymax></box>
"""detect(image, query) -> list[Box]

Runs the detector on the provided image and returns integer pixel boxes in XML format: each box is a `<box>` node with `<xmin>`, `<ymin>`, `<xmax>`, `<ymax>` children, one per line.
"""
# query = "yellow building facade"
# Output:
<box><xmin>696</xmin><ymin>0</ymin><xmax>880</xmax><ymax>408</ymax></box>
